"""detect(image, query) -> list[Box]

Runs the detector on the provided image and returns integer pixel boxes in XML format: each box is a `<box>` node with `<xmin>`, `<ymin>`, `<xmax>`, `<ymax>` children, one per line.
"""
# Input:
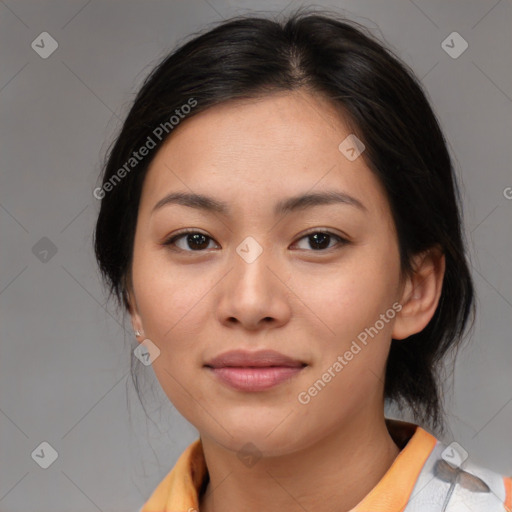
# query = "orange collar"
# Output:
<box><xmin>140</xmin><ymin>419</ymin><xmax>437</xmax><ymax>512</ymax></box>
<box><xmin>352</xmin><ymin>420</ymin><xmax>437</xmax><ymax>511</ymax></box>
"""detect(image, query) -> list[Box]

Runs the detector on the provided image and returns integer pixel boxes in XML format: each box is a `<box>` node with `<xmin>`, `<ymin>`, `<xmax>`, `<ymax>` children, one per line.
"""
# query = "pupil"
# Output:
<box><xmin>188</xmin><ymin>233</ymin><xmax>208</xmax><ymax>250</ymax></box>
<box><xmin>310</xmin><ymin>233</ymin><xmax>329</xmax><ymax>250</ymax></box>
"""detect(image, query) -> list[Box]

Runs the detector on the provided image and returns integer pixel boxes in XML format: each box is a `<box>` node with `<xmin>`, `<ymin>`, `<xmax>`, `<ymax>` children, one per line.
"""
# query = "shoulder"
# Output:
<box><xmin>405</xmin><ymin>437</ymin><xmax>512</xmax><ymax>511</ymax></box>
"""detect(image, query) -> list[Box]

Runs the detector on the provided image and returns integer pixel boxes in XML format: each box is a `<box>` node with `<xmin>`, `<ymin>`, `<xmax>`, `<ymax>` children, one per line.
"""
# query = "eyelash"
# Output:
<box><xmin>162</xmin><ymin>228</ymin><xmax>349</xmax><ymax>253</ymax></box>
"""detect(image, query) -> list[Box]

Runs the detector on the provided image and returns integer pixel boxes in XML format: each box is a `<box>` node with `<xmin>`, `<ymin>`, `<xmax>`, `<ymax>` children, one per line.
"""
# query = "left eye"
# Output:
<box><xmin>162</xmin><ymin>230</ymin><xmax>347</xmax><ymax>252</ymax></box>
<box><xmin>293</xmin><ymin>231</ymin><xmax>347</xmax><ymax>251</ymax></box>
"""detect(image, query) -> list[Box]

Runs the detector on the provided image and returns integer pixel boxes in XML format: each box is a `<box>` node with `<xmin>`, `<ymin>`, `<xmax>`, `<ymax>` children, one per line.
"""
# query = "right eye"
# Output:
<box><xmin>162</xmin><ymin>230</ymin><xmax>219</xmax><ymax>252</ymax></box>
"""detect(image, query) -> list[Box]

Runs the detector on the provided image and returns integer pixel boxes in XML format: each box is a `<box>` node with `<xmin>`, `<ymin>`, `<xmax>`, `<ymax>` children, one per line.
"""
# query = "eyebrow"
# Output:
<box><xmin>151</xmin><ymin>190</ymin><xmax>367</xmax><ymax>217</ymax></box>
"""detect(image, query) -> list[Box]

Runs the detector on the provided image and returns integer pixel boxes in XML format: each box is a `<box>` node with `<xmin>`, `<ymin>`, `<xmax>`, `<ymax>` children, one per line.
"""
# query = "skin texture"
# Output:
<box><xmin>127</xmin><ymin>89</ymin><xmax>445</xmax><ymax>512</ymax></box>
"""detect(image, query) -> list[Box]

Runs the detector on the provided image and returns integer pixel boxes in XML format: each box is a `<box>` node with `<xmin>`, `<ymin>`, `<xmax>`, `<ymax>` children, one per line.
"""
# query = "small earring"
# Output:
<box><xmin>134</xmin><ymin>330</ymin><xmax>143</xmax><ymax>337</ymax></box>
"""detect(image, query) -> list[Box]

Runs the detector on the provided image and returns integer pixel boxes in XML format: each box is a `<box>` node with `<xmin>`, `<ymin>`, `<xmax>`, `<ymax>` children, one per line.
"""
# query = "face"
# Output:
<box><xmin>127</xmin><ymin>90</ymin><xmax>417</xmax><ymax>456</ymax></box>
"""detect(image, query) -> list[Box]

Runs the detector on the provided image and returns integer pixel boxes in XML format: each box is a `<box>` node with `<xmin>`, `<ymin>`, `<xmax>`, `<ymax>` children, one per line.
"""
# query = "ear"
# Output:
<box><xmin>392</xmin><ymin>245</ymin><xmax>445</xmax><ymax>340</ymax></box>
<box><xmin>124</xmin><ymin>276</ymin><xmax>145</xmax><ymax>339</ymax></box>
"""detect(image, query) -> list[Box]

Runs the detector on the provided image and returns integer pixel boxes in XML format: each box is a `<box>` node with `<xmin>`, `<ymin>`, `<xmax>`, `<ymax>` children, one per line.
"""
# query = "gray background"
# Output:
<box><xmin>1</xmin><ymin>1</ymin><xmax>511</xmax><ymax>511</ymax></box>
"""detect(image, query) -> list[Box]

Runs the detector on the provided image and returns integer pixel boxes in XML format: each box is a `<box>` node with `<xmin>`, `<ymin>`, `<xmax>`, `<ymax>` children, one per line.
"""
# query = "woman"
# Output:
<box><xmin>93</xmin><ymin>9</ymin><xmax>512</xmax><ymax>512</ymax></box>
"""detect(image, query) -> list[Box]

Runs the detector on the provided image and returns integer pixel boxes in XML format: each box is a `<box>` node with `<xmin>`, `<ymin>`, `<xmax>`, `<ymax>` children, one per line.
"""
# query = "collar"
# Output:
<box><xmin>140</xmin><ymin>419</ymin><xmax>438</xmax><ymax>512</ymax></box>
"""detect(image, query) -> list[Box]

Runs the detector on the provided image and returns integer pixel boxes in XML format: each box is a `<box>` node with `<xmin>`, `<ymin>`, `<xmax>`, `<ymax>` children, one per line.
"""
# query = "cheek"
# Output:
<box><xmin>133</xmin><ymin>249</ymin><xmax>213</xmax><ymax>341</ymax></box>
<box><xmin>291</xmin><ymin>251</ymin><xmax>398</xmax><ymax>343</ymax></box>
<box><xmin>132</xmin><ymin>256</ymin><xmax>212</xmax><ymax>419</ymax></box>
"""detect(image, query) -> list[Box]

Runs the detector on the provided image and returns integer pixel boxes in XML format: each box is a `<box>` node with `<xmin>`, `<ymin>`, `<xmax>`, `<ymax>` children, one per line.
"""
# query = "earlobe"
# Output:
<box><xmin>125</xmin><ymin>285</ymin><xmax>145</xmax><ymax>340</ymax></box>
<box><xmin>130</xmin><ymin>308</ymin><xmax>145</xmax><ymax>340</ymax></box>
<box><xmin>392</xmin><ymin>246</ymin><xmax>445</xmax><ymax>341</ymax></box>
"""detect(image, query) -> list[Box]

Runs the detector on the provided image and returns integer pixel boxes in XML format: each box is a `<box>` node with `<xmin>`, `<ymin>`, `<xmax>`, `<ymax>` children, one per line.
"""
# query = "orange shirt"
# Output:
<box><xmin>140</xmin><ymin>419</ymin><xmax>512</xmax><ymax>512</ymax></box>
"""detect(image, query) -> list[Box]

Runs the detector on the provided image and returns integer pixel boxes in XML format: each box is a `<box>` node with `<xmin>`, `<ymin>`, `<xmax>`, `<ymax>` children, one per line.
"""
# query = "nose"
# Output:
<box><xmin>214</xmin><ymin>240</ymin><xmax>292</xmax><ymax>331</ymax></box>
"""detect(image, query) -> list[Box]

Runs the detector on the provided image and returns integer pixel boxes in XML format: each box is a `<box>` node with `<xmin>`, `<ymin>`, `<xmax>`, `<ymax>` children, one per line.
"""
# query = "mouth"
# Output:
<box><xmin>204</xmin><ymin>349</ymin><xmax>307</xmax><ymax>392</ymax></box>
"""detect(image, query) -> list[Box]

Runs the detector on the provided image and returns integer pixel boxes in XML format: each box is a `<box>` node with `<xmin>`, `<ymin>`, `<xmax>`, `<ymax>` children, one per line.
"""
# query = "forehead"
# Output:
<box><xmin>139</xmin><ymin>90</ymin><xmax>389</xmax><ymax>220</ymax></box>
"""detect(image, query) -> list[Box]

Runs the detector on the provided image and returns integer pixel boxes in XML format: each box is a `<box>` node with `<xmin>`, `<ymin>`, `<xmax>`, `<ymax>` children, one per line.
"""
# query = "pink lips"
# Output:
<box><xmin>204</xmin><ymin>349</ymin><xmax>307</xmax><ymax>392</ymax></box>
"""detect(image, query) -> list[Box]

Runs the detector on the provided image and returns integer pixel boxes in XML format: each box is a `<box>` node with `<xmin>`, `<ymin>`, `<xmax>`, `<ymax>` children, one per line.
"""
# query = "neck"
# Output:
<box><xmin>199</xmin><ymin>414</ymin><xmax>401</xmax><ymax>512</ymax></box>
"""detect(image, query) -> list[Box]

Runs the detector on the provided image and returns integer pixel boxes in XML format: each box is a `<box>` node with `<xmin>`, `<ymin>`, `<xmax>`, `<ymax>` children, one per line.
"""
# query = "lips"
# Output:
<box><xmin>204</xmin><ymin>349</ymin><xmax>306</xmax><ymax>369</ymax></box>
<box><xmin>204</xmin><ymin>349</ymin><xmax>307</xmax><ymax>392</ymax></box>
